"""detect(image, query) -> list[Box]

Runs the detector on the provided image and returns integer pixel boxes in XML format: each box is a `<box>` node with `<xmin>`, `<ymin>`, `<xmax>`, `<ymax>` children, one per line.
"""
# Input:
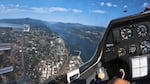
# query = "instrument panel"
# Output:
<box><xmin>118</xmin><ymin>22</ymin><xmax>150</xmax><ymax>56</ymax></box>
<box><xmin>101</xmin><ymin>13</ymin><xmax>150</xmax><ymax>83</ymax></box>
<box><xmin>104</xmin><ymin>21</ymin><xmax>150</xmax><ymax>59</ymax></box>
<box><xmin>116</xmin><ymin>22</ymin><xmax>150</xmax><ymax>57</ymax></box>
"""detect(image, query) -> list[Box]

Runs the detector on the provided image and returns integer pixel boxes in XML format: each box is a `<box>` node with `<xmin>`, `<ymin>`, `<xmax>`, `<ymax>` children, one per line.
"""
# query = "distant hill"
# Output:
<box><xmin>0</xmin><ymin>18</ymin><xmax>51</xmax><ymax>32</ymax></box>
<box><xmin>45</xmin><ymin>22</ymin><xmax>105</xmax><ymax>42</ymax></box>
<box><xmin>45</xmin><ymin>22</ymin><xmax>105</xmax><ymax>31</ymax></box>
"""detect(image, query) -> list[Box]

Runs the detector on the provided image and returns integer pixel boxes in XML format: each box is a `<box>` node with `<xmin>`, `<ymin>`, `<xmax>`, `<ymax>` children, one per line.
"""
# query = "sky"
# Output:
<box><xmin>0</xmin><ymin>0</ymin><xmax>150</xmax><ymax>27</ymax></box>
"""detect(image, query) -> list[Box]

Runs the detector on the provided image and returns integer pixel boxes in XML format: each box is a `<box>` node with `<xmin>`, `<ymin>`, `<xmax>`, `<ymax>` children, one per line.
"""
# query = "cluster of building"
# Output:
<box><xmin>67</xmin><ymin>54</ymin><xmax>83</xmax><ymax>72</ymax></box>
<box><xmin>23</xmin><ymin>29</ymin><xmax>69</xmax><ymax>83</ymax></box>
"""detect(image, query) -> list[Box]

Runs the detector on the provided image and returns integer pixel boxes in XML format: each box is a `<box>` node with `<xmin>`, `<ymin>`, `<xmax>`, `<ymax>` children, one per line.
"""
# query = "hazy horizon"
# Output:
<box><xmin>0</xmin><ymin>17</ymin><xmax>107</xmax><ymax>27</ymax></box>
<box><xmin>0</xmin><ymin>0</ymin><xmax>149</xmax><ymax>27</ymax></box>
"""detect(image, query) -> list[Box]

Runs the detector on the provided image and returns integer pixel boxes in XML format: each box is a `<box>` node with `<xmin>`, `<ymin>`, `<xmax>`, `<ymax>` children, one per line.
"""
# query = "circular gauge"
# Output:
<box><xmin>137</xmin><ymin>25</ymin><xmax>148</xmax><ymax>37</ymax></box>
<box><xmin>140</xmin><ymin>41</ymin><xmax>150</xmax><ymax>54</ymax></box>
<box><xmin>118</xmin><ymin>48</ymin><xmax>126</xmax><ymax>57</ymax></box>
<box><xmin>121</xmin><ymin>28</ymin><xmax>132</xmax><ymax>39</ymax></box>
<box><xmin>129</xmin><ymin>45</ymin><xmax>137</xmax><ymax>54</ymax></box>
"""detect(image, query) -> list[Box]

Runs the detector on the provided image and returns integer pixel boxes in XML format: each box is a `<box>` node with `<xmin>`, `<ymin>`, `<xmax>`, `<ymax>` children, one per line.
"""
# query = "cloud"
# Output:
<box><xmin>32</xmin><ymin>7</ymin><xmax>84</xmax><ymax>14</ymax></box>
<box><xmin>31</xmin><ymin>7</ymin><xmax>47</xmax><ymax>13</ymax></box>
<box><xmin>113</xmin><ymin>4</ymin><xmax>117</xmax><ymax>7</ymax></box>
<box><xmin>0</xmin><ymin>4</ymin><xmax>70</xmax><ymax>14</ymax></box>
<box><xmin>142</xmin><ymin>2</ymin><xmax>149</xmax><ymax>7</ymax></box>
<box><xmin>92</xmin><ymin>10</ymin><xmax>106</xmax><ymax>14</ymax></box>
<box><xmin>0</xmin><ymin>4</ymin><xmax>25</xmax><ymax>13</ymax></box>
<box><xmin>100</xmin><ymin>2</ymin><xmax>105</xmax><ymax>6</ymax></box>
<box><xmin>71</xmin><ymin>9</ymin><xmax>83</xmax><ymax>13</ymax></box>
<box><xmin>123</xmin><ymin>5</ymin><xmax>128</xmax><ymax>8</ymax></box>
<box><xmin>15</xmin><ymin>4</ymin><xmax>20</xmax><ymax>7</ymax></box>
<box><xmin>31</xmin><ymin>7</ymin><xmax>69</xmax><ymax>13</ymax></box>
<box><xmin>106</xmin><ymin>2</ymin><xmax>112</xmax><ymax>7</ymax></box>
<box><xmin>0</xmin><ymin>4</ymin><xmax>83</xmax><ymax>14</ymax></box>
<box><xmin>49</xmin><ymin>7</ymin><xmax>68</xmax><ymax>12</ymax></box>
<box><xmin>100</xmin><ymin>2</ymin><xmax>117</xmax><ymax>7</ymax></box>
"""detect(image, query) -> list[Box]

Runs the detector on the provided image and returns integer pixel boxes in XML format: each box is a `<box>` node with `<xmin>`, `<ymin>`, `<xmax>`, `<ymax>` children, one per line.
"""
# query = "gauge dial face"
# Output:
<box><xmin>121</xmin><ymin>28</ymin><xmax>132</xmax><ymax>39</ymax></box>
<box><xmin>137</xmin><ymin>25</ymin><xmax>148</xmax><ymax>37</ymax></box>
<box><xmin>129</xmin><ymin>45</ymin><xmax>137</xmax><ymax>54</ymax></box>
<box><xmin>140</xmin><ymin>41</ymin><xmax>150</xmax><ymax>54</ymax></box>
<box><xmin>118</xmin><ymin>48</ymin><xmax>126</xmax><ymax>57</ymax></box>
